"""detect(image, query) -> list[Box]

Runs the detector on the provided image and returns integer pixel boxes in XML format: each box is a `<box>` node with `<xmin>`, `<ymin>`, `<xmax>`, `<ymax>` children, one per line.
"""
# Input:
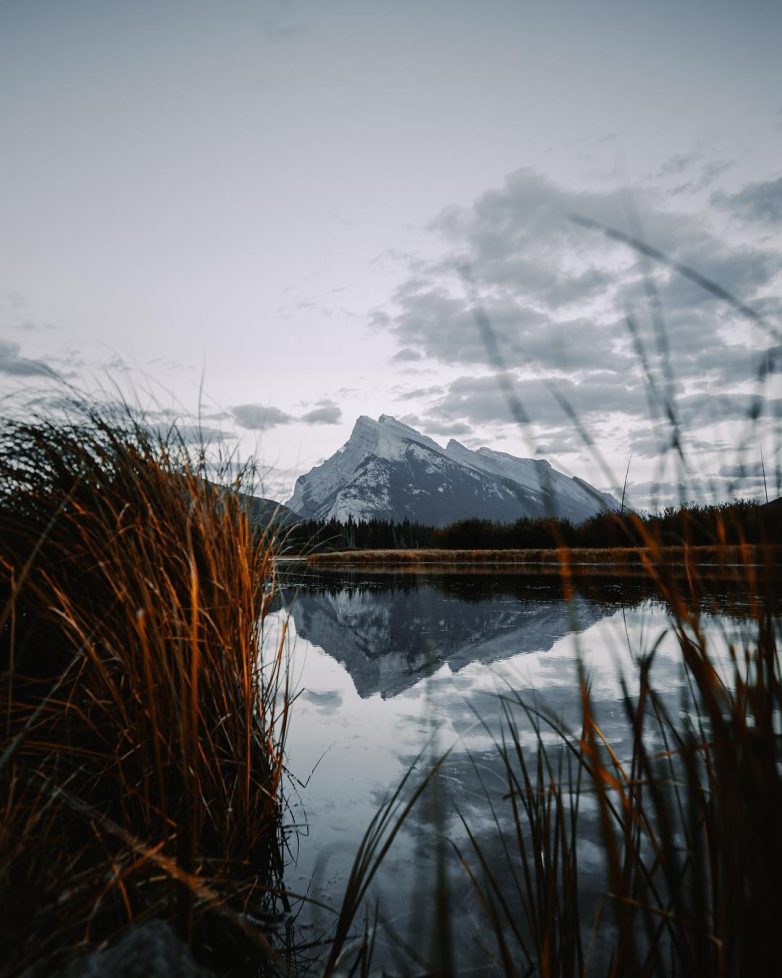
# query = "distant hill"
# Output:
<box><xmin>205</xmin><ymin>480</ymin><xmax>301</xmax><ymax>534</ymax></box>
<box><xmin>285</xmin><ymin>414</ymin><xmax>620</xmax><ymax>527</ymax></box>
<box><xmin>241</xmin><ymin>493</ymin><xmax>301</xmax><ymax>533</ymax></box>
<box><xmin>761</xmin><ymin>496</ymin><xmax>782</xmax><ymax>519</ymax></box>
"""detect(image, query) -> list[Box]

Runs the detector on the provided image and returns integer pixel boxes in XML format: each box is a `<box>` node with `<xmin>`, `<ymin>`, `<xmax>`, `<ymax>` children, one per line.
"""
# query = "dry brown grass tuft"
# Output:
<box><xmin>0</xmin><ymin>401</ymin><xmax>291</xmax><ymax>976</ymax></box>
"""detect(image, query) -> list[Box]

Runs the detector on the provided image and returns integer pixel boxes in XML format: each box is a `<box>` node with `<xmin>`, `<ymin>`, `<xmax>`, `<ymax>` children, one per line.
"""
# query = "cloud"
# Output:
<box><xmin>233</xmin><ymin>400</ymin><xmax>343</xmax><ymax>428</ymax></box>
<box><xmin>375</xmin><ymin>166</ymin><xmax>781</xmax><ymax>470</ymax></box>
<box><xmin>393</xmin><ymin>384</ymin><xmax>444</xmax><ymax>401</ymax></box>
<box><xmin>148</xmin><ymin>422</ymin><xmax>235</xmax><ymax>445</ymax></box>
<box><xmin>231</xmin><ymin>404</ymin><xmax>294</xmax><ymax>429</ymax></box>
<box><xmin>395</xmin><ymin>412</ymin><xmax>472</xmax><ymax>439</ymax></box>
<box><xmin>427</xmin><ymin>372</ymin><xmax>647</xmax><ymax>430</ymax></box>
<box><xmin>302</xmin><ymin>689</ymin><xmax>343</xmax><ymax>712</ymax></box>
<box><xmin>0</xmin><ymin>339</ymin><xmax>56</xmax><ymax>377</ymax></box>
<box><xmin>532</xmin><ymin>426</ymin><xmax>587</xmax><ymax>455</ymax></box>
<box><xmin>391</xmin><ymin>347</ymin><xmax>422</xmax><ymax>363</ymax></box>
<box><xmin>301</xmin><ymin>401</ymin><xmax>342</xmax><ymax>425</ymax></box>
<box><xmin>385</xmin><ymin>289</ymin><xmax>625</xmax><ymax>374</ymax></box>
<box><xmin>655</xmin><ymin>151</ymin><xmax>701</xmax><ymax>179</ymax></box>
<box><xmin>669</xmin><ymin>160</ymin><xmax>734</xmax><ymax>196</ymax></box>
<box><xmin>713</xmin><ymin>176</ymin><xmax>782</xmax><ymax>227</ymax></box>
<box><xmin>719</xmin><ymin>461</ymin><xmax>771</xmax><ymax>479</ymax></box>
<box><xmin>420</xmin><ymin>419</ymin><xmax>473</xmax><ymax>438</ymax></box>
<box><xmin>676</xmin><ymin>392</ymin><xmax>782</xmax><ymax>425</ymax></box>
<box><xmin>652</xmin><ymin>149</ymin><xmax>735</xmax><ymax>195</ymax></box>
<box><xmin>379</xmin><ymin>170</ymin><xmax>780</xmax><ymax>373</ymax></box>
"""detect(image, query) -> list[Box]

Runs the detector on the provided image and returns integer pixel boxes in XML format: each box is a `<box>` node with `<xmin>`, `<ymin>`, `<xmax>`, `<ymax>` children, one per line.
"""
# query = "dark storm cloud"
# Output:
<box><xmin>231</xmin><ymin>404</ymin><xmax>294</xmax><ymax>429</ymax></box>
<box><xmin>713</xmin><ymin>176</ymin><xmax>782</xmax><ymax>227</ymax></box>
<box><xmin>301</xmin><ymin>401</ymin><xmax>342</xmax><ymax>425</ymax></box>
<box><xmin>0</xmin><ymin>339</ymin><xmax>56</xmax><ymax>377</ymax></box>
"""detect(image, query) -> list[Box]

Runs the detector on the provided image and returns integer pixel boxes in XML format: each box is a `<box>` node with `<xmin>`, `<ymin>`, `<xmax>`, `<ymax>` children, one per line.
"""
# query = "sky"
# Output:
<box><xmin>1</xmin><ymin>0</ymin><xmax>781</xmax><ymax>508</ymax></box>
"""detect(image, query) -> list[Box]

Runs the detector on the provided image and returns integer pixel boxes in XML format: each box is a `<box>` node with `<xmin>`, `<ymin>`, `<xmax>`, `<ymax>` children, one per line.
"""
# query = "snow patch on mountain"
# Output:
<box><xmin>285</xmin><ymin>415</ymin><xmax>620</xmax><ymax>525</ymax></box>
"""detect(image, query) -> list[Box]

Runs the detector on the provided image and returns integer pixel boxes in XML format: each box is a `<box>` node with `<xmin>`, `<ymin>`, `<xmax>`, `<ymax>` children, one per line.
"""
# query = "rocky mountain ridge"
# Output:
<box><xmin>285</xmin><ymin>415</ymin><xmax>619</xmax><ymax>526</ymax></box>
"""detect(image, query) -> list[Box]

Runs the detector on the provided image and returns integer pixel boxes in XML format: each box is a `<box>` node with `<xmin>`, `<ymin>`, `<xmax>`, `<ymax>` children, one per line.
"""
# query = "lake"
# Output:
<box><xmin>265</xmin><ymin>569</ymin><xmax>765</xmax><ymax>971</ymax></box>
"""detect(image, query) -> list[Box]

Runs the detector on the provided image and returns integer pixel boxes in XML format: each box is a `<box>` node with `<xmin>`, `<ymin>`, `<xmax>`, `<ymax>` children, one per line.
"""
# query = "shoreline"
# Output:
<box><xmin>277</xmin><ymin>544</ymin><xmax>780</xmax><ymax>577</ymax></box>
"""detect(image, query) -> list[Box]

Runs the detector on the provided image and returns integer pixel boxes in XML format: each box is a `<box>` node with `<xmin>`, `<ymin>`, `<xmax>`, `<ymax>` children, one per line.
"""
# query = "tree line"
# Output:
<box><xmin>280</xmin><ymin>498</ymin><xmax>781</xmax><ymax>553</ymax></box>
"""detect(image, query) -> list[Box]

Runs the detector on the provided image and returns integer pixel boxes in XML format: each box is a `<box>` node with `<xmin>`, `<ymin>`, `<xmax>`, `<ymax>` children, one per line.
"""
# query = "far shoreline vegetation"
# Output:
<box><xmin>288</xmin><ymin>544</ymin><xmax>780</xmax><ymax>582</ymax></box>
<box><xmin>278</xmin><ymin>498</ymin><xmax>782</xmax><ymax>575</ymax></box>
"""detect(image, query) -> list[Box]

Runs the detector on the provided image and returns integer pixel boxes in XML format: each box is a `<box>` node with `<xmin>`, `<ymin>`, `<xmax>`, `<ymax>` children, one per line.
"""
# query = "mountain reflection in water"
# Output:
<box><xmin>272</xmin><ymin>571</ymin><xmax>759</xmax><ymax>970</ymax></box>
<box><xmin>278</xmin><ymin>573</ymin><xmax>656</xmax><ymax>699</ymax></box>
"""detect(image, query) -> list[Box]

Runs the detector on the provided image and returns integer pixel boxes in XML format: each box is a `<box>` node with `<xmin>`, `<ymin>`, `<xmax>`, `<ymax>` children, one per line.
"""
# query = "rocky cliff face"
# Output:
<box><xmin>286</xmin><ymin>415</ymin><xmax>619</xmax><ymax>526</ymax></box>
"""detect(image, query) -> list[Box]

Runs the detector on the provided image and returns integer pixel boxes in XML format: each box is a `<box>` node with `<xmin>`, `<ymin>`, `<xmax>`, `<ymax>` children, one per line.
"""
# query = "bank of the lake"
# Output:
<box><xmin>280</xmin><ymin>543</ymin><xmax>781</xmax><ymax>577</ymax></box>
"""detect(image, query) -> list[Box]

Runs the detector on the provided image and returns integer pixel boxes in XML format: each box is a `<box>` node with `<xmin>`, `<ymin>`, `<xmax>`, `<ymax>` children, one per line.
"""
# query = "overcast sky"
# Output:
<box><xmin>2</xmin><ymin>0</ymin><xmax>781</xmax><ymax>508</ymax></box>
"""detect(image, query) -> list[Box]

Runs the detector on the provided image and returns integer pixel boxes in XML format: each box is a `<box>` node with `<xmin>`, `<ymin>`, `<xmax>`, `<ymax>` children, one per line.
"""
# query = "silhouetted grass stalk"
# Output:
<box><xmin>0</xmin><ymin>401</ymin><xmax>291</xmax><ymax>976</ymax></box>
<box><xmin>315</xmin><ymin>227</ymin><xmax>780</xmax><ymax>974</ymax></box>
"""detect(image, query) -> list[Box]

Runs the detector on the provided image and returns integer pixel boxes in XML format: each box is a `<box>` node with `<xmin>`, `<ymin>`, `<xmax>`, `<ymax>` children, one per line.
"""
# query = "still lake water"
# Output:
<box><xmin>265</xmin><ymin>569</ymin><xmax>762</xmax><ymax>965</ymax></box>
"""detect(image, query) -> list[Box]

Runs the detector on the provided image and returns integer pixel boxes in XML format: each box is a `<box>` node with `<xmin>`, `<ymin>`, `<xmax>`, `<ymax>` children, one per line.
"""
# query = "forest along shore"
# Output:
<box><xmin>277</xmin><ymin>544</ymin><xmax>781</xmax><ymax>578</ymax></box>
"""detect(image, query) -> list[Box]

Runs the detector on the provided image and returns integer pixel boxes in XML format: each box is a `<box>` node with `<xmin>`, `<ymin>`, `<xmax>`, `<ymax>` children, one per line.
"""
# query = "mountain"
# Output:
<box><xmin>206</xmin><ymin>480</ymin><xmax>301</xmax><ymax>533</ymax></box>
<box><xmin>285</xmin><ymin>414</ymin><xmax>619</xmax><ymax>526</ymax></box>
<box><xmin>241</xmin><ymin>494</ymin><xmax>301</xmax><ymax>533</ymax></box>
<box><xmin>284</xmin><ymin>580</ymin><xmax>608</xmax><ymax>699</ymax></box>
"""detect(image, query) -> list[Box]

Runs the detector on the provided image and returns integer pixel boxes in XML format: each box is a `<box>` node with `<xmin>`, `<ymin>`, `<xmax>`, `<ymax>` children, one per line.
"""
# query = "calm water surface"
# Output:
<box><xmin>264</xmin><ymin>571</ymin><xmax>761</xmax><ymax>966</ymax></box>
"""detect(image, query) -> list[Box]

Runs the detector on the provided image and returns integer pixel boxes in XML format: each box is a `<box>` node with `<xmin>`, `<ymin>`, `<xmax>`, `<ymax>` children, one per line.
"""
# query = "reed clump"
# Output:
<box><xmin>304</xmin><ymin>507</ymin><xmax>781</xmax><ymax>976</ymax></box>
<box><xmin>0</xmin><ymin>401</ymin><xmax>290</xmax><ymax>977</ymax></box>
<box><xmin>432</xmin><ymin>518</ymin><xmax>782</xmax><ymax>977</ymax></box>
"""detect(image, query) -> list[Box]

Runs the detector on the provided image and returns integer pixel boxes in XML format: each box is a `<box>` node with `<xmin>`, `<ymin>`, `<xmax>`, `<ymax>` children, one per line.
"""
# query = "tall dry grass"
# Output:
<box><xmin>304</xmin><ymin>226</ymin><xmax>781</xmax><ymax>975</ymax></box>
<box><xmin>451</xmin><ymin>536</ymin><xmax>781</xmax><ymax>977</ymax></box>
<box><xmin>1</xmin><ymin>222</ymin><xmax>778</xmax><ymax>978</ymax></box>
<box><xmin>307</xmin><ymin>520</ymin><xmax>780</xmax><ymax>978</ymax></box>
<box><xmin>0</xmin><ymin>400</ymin><xmax>291</xmax><ymax>976</ymax></box>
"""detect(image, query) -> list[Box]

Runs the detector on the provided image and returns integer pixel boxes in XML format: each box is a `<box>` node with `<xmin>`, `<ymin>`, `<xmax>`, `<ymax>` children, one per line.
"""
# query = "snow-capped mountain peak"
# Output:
<box><xmin>285</xmin><ymin>415</ymin><xmax>619</xmax><ymax>525</ymax></box>
<box><xmin>349</xmin><ymin>414</ymin><xmax>443</xmax><ymax>461</ymax></box>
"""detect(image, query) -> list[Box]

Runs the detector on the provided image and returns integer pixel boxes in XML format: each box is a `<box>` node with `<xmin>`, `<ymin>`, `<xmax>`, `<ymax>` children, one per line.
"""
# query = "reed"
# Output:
<box><xmin>309</xmin><ymin>516</ymin><xmax>780</xmax><ymax>978</ymax></box>
<box><xmin>307</xmin><ymin>231</ymin><xmax>781</xmax><ymax>975</ymax></box>
<box><xmin>1</xmin><ymin>255</ymin><xmax>778</xmax><ymax>976</ymax></box>
<box><xmin>446</xmin><ymin>528</ymin><xmax>781</xmax><ymax>977</ymax></box>
<box><xmin>0</xmin><ymin>400</ymin><xmax>291</xmax><ymax>976</ymax></box>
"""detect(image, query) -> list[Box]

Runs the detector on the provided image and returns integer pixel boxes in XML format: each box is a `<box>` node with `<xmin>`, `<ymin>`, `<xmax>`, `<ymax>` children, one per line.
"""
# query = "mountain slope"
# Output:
<box><xmin>285</xmin><ymin>415</ymin><xmax>619</xmax><ymax>526</ymax></box>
